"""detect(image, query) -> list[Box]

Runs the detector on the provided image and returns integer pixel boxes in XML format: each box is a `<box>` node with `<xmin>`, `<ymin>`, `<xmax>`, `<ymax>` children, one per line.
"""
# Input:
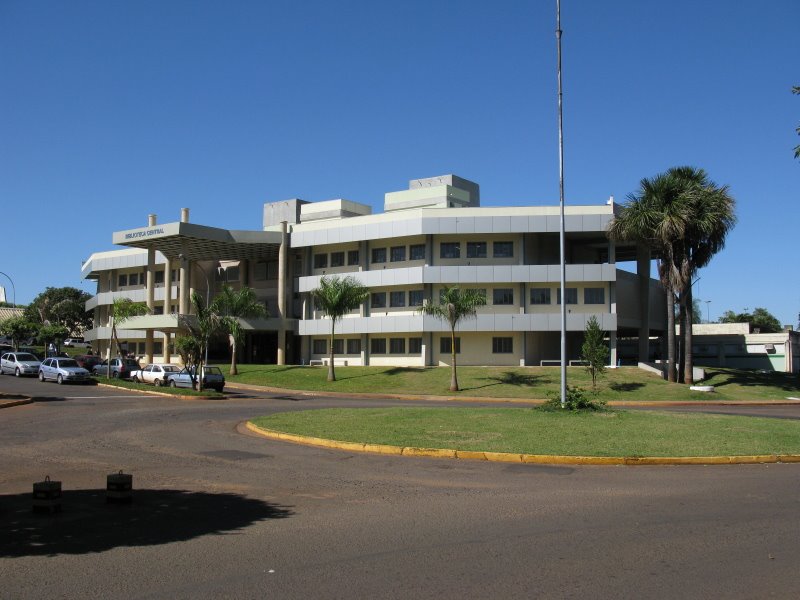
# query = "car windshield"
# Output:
<box><xmin>16</xmin><ymin>353</ymin><xmax>38</xmax><ymax>362</ymax></box>
<box><xmin>162</xmin><ymin>366</ymin><xmax>180</xmax><ymax>372</ymax></box>
<box><xmin>124</xmin><ymin>359</ymin><xmax>140</xmax><ymax>366</ymax></box>
<box><xmin>59</xmin><ymin>359</ymin><xmax>80</xmax><ymax>368</ymax></box>
<box><xmin>204</xmin><ymin>367</ymin><xmax>222</xmax><ymax>375</ymax></box>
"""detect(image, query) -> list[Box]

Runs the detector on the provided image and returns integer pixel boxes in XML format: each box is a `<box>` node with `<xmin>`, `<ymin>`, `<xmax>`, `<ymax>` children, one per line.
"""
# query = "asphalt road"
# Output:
<box><xmin>2</xmin><ymin>375</ymin><xmax>800</xmax><ymax>599</ymax></box>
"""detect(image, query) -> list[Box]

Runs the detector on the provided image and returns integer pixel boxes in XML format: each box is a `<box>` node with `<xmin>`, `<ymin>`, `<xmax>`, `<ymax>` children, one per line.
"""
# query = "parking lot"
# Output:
<box><xmin>3</xmin><ymin>376</ymin><xmax>800</xmax><ymax>599</ymax></box>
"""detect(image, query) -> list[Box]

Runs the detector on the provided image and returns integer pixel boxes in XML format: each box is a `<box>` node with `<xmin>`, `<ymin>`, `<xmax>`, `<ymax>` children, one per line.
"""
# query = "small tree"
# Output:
<box><xmin>178</xmin><ymin>292</ymin><xmax>222</xmax><ymax>391</ymax></box>
<box><xmin>212</xmin><ymin>285</ymin><xmax>268</xmax><ymax>376</ymax></box>
<box><xmin>0</xmin><ymin>316</ymin><xmax>36</xmax><ymax>351</ymax></box>
<box><xmin>174</xmin><ymin>336</ymin><xmax>202</xmax><ymax>389</ymax></box>
<box><xmin>417</xmin><ymin>286</ymin><xmax>486</xmax><ymax>392</ymax></box>
<box><xmin>37</xmin><ymin>323</ymin><xmax>69</xmax><ymax>353</ymax></box>
<box><xmin>110</xmin><ymin>298</ymin><xmax>150</xmax><ymax>358</ymax></box>
<box><xmin>581</xmin><ymin>315</ymin><xmax>608</xmax><ymax>390</ymax></box>
<box><xmin>310</xmin><ymin>276</ymin><xmax>369</xmax><ymax>382</ymax></box>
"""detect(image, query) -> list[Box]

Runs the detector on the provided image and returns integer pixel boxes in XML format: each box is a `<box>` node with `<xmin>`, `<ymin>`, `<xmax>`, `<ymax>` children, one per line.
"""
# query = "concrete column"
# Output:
<box><xmin>145</xmin><ymin>214</ymin><xmax>156</xmax><ymax>364</ymax></box>
<box><xmin>179</xmin><ymin>255</ymin><xmax>189</xmax><ymax>315</ymax></box>
<box><xmin>163</xmin><ymin>332</ymin><xmax>171</xmax><ymax>363</ymax></box>
<box><xmin>163</xmin><ymin>258</ymin><xmax>172</xmax><ymax>314</ymax></box>
<box><xmin>361</xmin><ymin>333</ymin><xmax>369</xmax><ymax>366</ymax></box>
<box><xmin>425</xmin><ymin>235</ymin><xmax>433</xmax><ymax>266</ymax></box>
<box><xmin>359</xmin><ymin>240</ymin><xmax>368</xmax><ymax>272</ymax></box>
<box><xmin>277</xmin><ymin>221</ymin><xmax>288</xmax><ymax>365</ymax></box>
<box><xmin>609</xmin><ymin>332</ymin><xmax>618</xmax><ymax>367</ymax></box>
<box><xmin>181</xmin><ymin>208</ymin><xmax>189</xmax><ymax>223</ymax></box>
<box><xmin>637</xmin><ymin>244</ymin><xmax>651</xmax><ymax>363</ymax></box>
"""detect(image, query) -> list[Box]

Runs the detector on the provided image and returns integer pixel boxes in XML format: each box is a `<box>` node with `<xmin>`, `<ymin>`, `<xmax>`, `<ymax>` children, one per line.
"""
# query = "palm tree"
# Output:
<box><xmin>212</xmin><ymin>285</ymin><xmax>268</xmax><ymax>375</ymax></box>
<box><xmin>417</xmin><ymin>286</ymin><xmax>486</xmax><ymax>392</ymax></box>
<box><xmin>669</xmin><ymin>167</ymin><xmax>736</xmax><ymax>384</ymax></box>
<box><xmin>310</xmin><ymin>275</ymin><xmax>369</xmax><ymax>382</ymax></box>
<box><xmin>110</xmin><ymin>298</ymin><xmax>150</xmax><ymax>359</ymax></box>
<box><xmin>608</xmin><ymin>173</ymin><xmax>688</xmax><ymax>382</ymax></box>
<box><xmin>178</xmin><ymin>291</ymin><xmax>222</xmax><ymax>390</ymax></box>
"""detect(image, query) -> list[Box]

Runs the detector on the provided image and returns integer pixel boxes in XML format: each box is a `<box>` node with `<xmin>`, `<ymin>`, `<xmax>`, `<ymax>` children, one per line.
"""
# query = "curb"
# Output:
<box><xmin>0</xmin><ymin>395</ymin><xmax>33</xmax><ymax>409</ymax></box>
<box><xmin>244</xmin><ymin>421</ymin><xmax>800</xmax><ymax>466</ymax></box>
<box><xmin>226</xmin><ymin>382</ymin><xmax>800</xmax><ymax>407</ymax></box>
<box><xmin>95</xmin><ymin>381</ymin><xmax>226</xmax><ymax>401</ymax></box>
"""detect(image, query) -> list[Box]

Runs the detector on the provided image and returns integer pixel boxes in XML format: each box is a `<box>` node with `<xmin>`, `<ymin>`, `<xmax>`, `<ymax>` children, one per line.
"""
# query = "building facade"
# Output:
<box><xmin>81</xmin><ymin>175</ymin><xmax>666</xmax><ymax>367</ymax></box>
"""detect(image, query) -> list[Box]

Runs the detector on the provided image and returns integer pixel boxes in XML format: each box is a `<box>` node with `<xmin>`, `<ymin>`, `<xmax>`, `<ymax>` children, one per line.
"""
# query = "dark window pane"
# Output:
<box><xmin>371</xmin><ymin>293</ymin><xmax>386</xmax><ymax>309</ymax></box>
<box><xmin>530</xmin><ymin>288</ymin><xmax>551</xmax><ymax>305</ymax></box>
<box><xmin>371</xmin><ymin>338</ymin><xmax>386</xmax><ymax>354</ymax></box>
<box><xmin>466</xmin><ymin>242</ymin><xmax>487</xmax><ymax>258</ymax></box>
<box><xmin>493</xmin><ymin>288</ymin><xmax>514</xmax><ymax>305</ymax></box>
<box><xmin>409</xmin><ymin>244</ymin><xmax>425</xmax><ymax>260</ymax></box>
<box><xmin>390</xmin><ymin>291</ymin><xmax>406</xmax><ymax>307</ymax></box>
<box><xmin>440</xmin><ymin>243</ymin><xmax>460</xmax><ymax>259</ymax></box>
<box><xmin>313</xmin><ymin>254</ymin><xmax>328</xmax><ymax>269</ymax></box>
<box><xmin>584</xmin><ymin>287</ymin><xmax>605</xmax><ymax>304</ymax></box>
<box><xmin>389</xmin><ymin>338</ymin><xmax>406</xmax><ymax>354</ymax></box>
<box><xmin>409</xmin><ymin>338</ymin><xmax>422</xmax><ymax>353</ymax></box>
<box><xmin>330</xmin><ymin>252</ymin><xmax>345</xmax><ymax>267</ymax></box>
<box><xmin>409</xmin><ymin>290</ymin><xmax>424</xmax><ymax>307</ymax></box>
<box><xmin>492</xmin><ymin>337</ymin><xmax>513</xmax><ymax>353</ymax></box>
<box><xmin>371</xmin><ymin>248</ymin><xmax>386</xmax><ymax>263</ymax></box>
<box><xmin>390</xmin><ymin>246</ymin><xmax>406</xmax><ymax>262</ymax></box>
<box><xmin>347</xmin><ymin>250</ymin><xmax>360</xmax><ymax>265</ymax></box>
<box><xmin>493</xmin><ymin>241</ymin><xmax>513</xmax><ymax>258</ymax></box>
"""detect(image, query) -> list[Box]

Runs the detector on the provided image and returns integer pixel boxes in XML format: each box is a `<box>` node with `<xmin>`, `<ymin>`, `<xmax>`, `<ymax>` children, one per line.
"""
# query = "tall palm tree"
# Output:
<box><xmin>310</xmin><ymin>275</ymin><xmax>369</xmax><ymax>382</ymax></box>
<box><xmin>178</xmin><ymin>291</ymin><xmax>222</xmax><ymax>390</ymax></box>
<box><xmin>110</xmin><ymin>297</ymin><xmax>150</xmax><ymax>359</ymax></box>
<box><xmin>417</xmin><ymin>286</ymin><xmax>486</xmax><ymax>392</ymax></box>
<box><xmin>669</xmin><ymin>167</ymin><xmax>736</xmax><ymax>384</ymax></box>
<box><xmin>608</xmin><ymin>173</ymin><xmax>688</xmax><ymax>382</ymax></box>
<box><xmin>212</xmin><ymin>285</ymin><xmax>268</xmax><ymax>375</ymax></box>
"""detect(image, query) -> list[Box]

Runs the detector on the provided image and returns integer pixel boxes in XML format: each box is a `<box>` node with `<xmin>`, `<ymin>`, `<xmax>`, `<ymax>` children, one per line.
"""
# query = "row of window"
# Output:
<box><xmin>311</xmin><ymin>336</ymin><xmax>515</xmax><ymax>355</ymax></box>
<box><xmin>117</xmin><ymin>265</ymin><xmax>242</xmax><ymax>288</ymax></box>
<box><xmin>312</xmin><ymin>240</ymin><xmax>516</xmax><ymax>269</ymax></box>
<box><xmin>360</xmin><ymin>287</ymin><xmax>605</xmax><ymax>310</ymax></box>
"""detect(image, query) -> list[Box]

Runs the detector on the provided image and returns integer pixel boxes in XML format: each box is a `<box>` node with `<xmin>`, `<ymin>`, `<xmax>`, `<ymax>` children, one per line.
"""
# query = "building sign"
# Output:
<box><xmin>124</xmin><ymin>227</ymin><xmax>166</xmax><ymax>240</ymax></box>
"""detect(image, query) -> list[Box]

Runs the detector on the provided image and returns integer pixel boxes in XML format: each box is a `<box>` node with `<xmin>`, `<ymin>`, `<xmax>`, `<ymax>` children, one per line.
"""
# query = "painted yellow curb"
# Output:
<box><xmin>244</xmin><ymin>422</ymin><xmax>800</xmax><ymax>466</ymax></box>
<box><xmin>0</xmin><ymin>396</ymin><xmax>33</xmax><ymax>409</ymax></box>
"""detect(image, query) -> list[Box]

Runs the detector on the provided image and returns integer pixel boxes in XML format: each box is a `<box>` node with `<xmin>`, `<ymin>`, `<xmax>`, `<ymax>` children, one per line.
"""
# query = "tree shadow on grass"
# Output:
<box><xmin>461</xmin><ymin>371</ymin><xmax>541</xmax><ymax>392</ymax></box>
<box><xmin>0</xmin><ymin>488</ymin><xmax>293</xmax><ymax>558</ymax></box>
<box><xmin>609</xmin><ymin>382</ymin><xmax>646</xmax><ymax>393</ymax></box>
<box><xmin>704</xmin><ymin>368</ymin><xmax>800</xmax><ymax>392</ymax></box>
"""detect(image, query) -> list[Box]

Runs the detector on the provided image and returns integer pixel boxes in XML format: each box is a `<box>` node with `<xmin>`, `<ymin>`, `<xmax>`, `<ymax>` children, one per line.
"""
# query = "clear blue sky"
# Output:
<box><xmin>1</xmin><ymin>0</ymin><xmax>797</xmax><ymax>326</ymax></box>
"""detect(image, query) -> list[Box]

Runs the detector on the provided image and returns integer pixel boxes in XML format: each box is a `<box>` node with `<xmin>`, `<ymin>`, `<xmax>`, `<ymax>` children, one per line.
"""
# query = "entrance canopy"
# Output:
<box><xmin>112</xmin><ymin>221</ymin><xmax>283</xmax><ymax>261</ymax></box>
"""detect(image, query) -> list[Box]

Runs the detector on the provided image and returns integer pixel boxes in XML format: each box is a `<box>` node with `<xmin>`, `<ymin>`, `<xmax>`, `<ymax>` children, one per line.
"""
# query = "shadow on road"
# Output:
<box><xmin>0</xmin><ymin>488</ymin><xmax>293</xmax><ymax>557</ymax></box>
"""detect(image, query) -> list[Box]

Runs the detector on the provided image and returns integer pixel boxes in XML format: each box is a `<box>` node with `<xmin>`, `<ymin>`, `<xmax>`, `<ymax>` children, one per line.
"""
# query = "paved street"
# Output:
<box><xmin>2</xmin><ymin>376</ymin><xmax>800</xmax><ymax>599</ymax></box>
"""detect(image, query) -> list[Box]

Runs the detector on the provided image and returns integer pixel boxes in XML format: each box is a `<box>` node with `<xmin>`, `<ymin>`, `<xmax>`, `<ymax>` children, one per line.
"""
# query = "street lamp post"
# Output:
<box><xmin>0</xmin><ymin>271</ymin><xmax>16</xmax><ymax>307</ymax></box>
<box><xmin>705</xmin><ymin>300</ymin><xmax>711</xmax><ymax>324</ymax></box>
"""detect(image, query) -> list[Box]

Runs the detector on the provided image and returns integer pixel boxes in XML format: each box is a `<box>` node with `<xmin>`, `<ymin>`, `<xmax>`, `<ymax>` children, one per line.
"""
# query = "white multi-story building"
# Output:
<box><xmin>81</xmin><ymin>175</ymin><xmax>666</xmax><ymax>366</ymax></box>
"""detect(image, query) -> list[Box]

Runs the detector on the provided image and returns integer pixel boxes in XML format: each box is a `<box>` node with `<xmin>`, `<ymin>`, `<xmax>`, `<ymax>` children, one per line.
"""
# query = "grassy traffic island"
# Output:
<box><xmin>229</xmin><ymin>365</ymin><xmax>800</xmax><ymax>403</ymax></box>
<box><xmin>95</xmin><ymin>377</ymin><xmax>225</xmax><ymax>399</ymax></box>
<box><xmin>249</xmin><ymin>407</ymin><xmax>800</xmax><ymax>461</ymax></box>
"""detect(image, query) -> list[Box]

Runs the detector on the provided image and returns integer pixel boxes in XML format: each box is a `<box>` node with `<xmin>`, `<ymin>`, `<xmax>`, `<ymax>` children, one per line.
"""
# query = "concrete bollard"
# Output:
<box><xmin>106</xmin><ymin>470</ymin><xmax>133</xmax><ymax>504</ymax></box>
<box><xmin>32</xmin><ymin>476</ymin><xmax>62</xmax><ymax>514</ymax></box>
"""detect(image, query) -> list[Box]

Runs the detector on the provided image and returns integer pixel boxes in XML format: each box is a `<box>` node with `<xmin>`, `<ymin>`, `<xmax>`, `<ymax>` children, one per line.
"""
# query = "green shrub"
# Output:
<box><xmin>541</xmin><ymin>386</ymin><xmax>607</xmax><ymax>412</ymax></box>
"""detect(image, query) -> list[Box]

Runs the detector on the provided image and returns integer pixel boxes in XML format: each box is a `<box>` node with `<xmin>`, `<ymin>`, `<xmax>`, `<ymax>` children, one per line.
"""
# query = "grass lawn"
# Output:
<box><xmin>228</xmin><ymin>364</ymin><xmax>800</xmax><ymax>402</ymax></box>
<box><xmin>95</xmin><ymin>377</ymin><xmax>224</xmax><ymax>398</ymax></box>
<box><xmin>250</xmin><ymin>407</ymin><xmax>800</xmax><ymax>457</ymax></box>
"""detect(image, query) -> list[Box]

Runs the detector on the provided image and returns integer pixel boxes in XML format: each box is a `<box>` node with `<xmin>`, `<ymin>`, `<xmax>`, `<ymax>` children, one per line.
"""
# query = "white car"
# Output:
<box><xmin>63</xmin><ymin>338</ymin><xmax>92</xmax><ymax>348</ymax></box>
<box><xmin>131</xmin><ymin>363</ymin><xmax>182</xmax><ymax>387</ymax></box>
<box><xmin>1</xmin><ymin>352</ymin><xmax>42</xmax><ymax>377</ymax></box>
<box><xmin>39</xmin><ymin>357</ymin><xmax>92</xmax><ymax>384</ymax></box>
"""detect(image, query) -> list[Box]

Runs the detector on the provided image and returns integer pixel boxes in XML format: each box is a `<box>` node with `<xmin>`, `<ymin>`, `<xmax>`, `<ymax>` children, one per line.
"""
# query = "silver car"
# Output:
<box><xmin>39</xmin><ymin>357</ymin><xmax>92</xmax><ymax>384</ymax></box>
<box><xmin>1</xmin><ymin>352</ymin><xmax>42</xmax><ymax>377</ymax></box>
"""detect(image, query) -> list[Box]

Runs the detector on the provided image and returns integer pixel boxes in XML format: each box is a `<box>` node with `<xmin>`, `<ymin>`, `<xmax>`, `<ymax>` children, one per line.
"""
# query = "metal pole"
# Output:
<box><xmin>556</xmin><ymin>0</ymin><xmax>567</xmax><ymax>407</ymax></box>
<box><xmin>705</xmin><ymin>300</ymin><xmax>711</xmax><ymax>323</ymax></box>
<box><xmin>0</xmin><ymin>271</ymin><xmax>16</xmax><ymax>307</ymax></box>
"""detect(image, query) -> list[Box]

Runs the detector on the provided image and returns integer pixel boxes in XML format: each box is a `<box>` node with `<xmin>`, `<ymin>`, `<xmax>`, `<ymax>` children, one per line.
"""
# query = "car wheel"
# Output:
<box><xmin>155</xmin><ymin>378</ymin><xmax>162</xmax><ymax>387</ymax></box>
<box><xmin>15</xmin><ymin>367</ymin><xmax>21</xmax><ymax>377</ymax></box>
<box><xmin>132</xmin><ymin>376</ymin><xmax>139</xmax><ymax>383</ymax></box>
<box><xmin>57</xmin><ymin>374</ymin><xmax>64</xmax><ymax>385</ymax></box>
<box><xmin>169</xmin><ymin>380</ymin><xmax>177</xmax><ymax>388</ymax></box>
<box><xmin>112</xmin><ymin>371</ymin><xmax>119</xmax><ymax>379</ymax></box>
<box><xmin>39</xmin><ymin>371</ymin><xmax>45</xmax><ymax>382</ymax></box>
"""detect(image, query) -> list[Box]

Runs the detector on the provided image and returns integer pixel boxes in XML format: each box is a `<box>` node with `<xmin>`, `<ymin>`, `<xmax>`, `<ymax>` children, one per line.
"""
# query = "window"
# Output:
<box><xmin>346</xmin><ymin>338</ymin><xmax>361</xmax><ymax>354</ymax></box>
<box><xmin>409</xmin><ymin>290</ymin><xmax>425</xmax><ymax>307</ymax></box>
<box><xmin>493</xmin><ymin>288</ymin><xmax>514</xmax><ymax>305</ymax></box>
<box><xmin>530</xmin><ymin>288</ymin><xmax>551</xmax><ymax>305</ymax></box>
<box><xmin>330</xmin><ymin>252</ymin><xmax>345</xmax><ymax>267</ymax></box>
<box><xmin>410</xmin><ymin>244</ymin><xmax>425</xmax><ymax>260</ymax></box>
<box><xmin>371</xmin><ymin>338</ymin><xmax>386</xmax><ymax>354</ymax></box>
<box><xmin>409</xmin><ymin>337</ymin><xmax>422</xmax><ymax>354</ymax></box>
<box><xmin>493</xmin><ymin>241</ymin><xmax>514</xmax><ymax>258</ymax></box>
<box><xmin>332</xmin><ymin>339</ymin><xmax>344</xmax><ymax>355</ymax></box>
<box><xmin>313</xmin><ymin>339</ymin><xmax>327</xmax><ymax>354</ymax></box>
<box><xmin>267</xmin><ymin>261</ymin><xmax>278</xmax><ymax>280</ymax></box>
<box><xmin>492</xmin><ymin>337</ymin><xmax>513</xmax><ymax>353</ymax></box>
<box><xmin>254</xmin><ymin>262</ymin><xmax>267</xmax><ymax>281</ymax></box>
<box><xmin>390</xmin><ymin>246</ymin><xmax>406</xmax><ymax>262</ymax></box>
<box><xmin>390</xmin><ymin>291</ymin><xmax>406</xmax><ymax>307</ymax></box>
<box><xmin>118</xmin><ymin>274</ymin><xmax>128</xmax><ymax>288</ymax></box>
<box><xmin>371</xmin><ymin>292</ymin><xmax>386</xmax><ymax>309</ymax></box>
<box><xmin>313</xmin><ymin>254</ymin><xmax>328</xmax><ymax>269</ymax></box>
<box><xmin>128</xmin><ymin>273</ymin><xmax>139</xmax><ymax>286</ymax></box>
<box><xmin>557</xmin><ymin>288</ymin><xmax>578</xmax><ymax>305</ymax></box>
<box><xmin>389</xmin><ymin>338</ymin><xmax>406</xmax><ymax>354</ymax></box>
<box><xmin>440</xmin><ymin>337</ymin><xmax>461</xmax><ymax>354</ymax></box>
<box><xmin>347</xmin><ymin>250</ymin><xmax>360</xmax><ymax>266</ymax></box>
<box><xmin>584</xmin><ymin>287</ymin><xmax>605</xmax><ymax>304</ymax></box>
<box><xmin>225</xmin><ymin>266</ymin><xmax>240</xmax><ymax>282</ymax></box>
<box><xmin>155</xmin><ymin>270</ymin><xmax>164</xmax><ymax>284</ymax></box>
<box><xmin>440</xmin><ymin>242</ymin><xmax>460</xmax><ymax>259</ymax></box>
<box><xmin>153</xmin><ymin>342</ymin><xmax>163</xmax><ymax>355</ymax></box>
<box><xmin>153</xmin><ymin>306</ymin><xmax>164</xmax><ymax>315</ymax></box>
<box><xmin>371</xmin><ymin>248</ymin><xmax>386</xmax><ymax>264</ymax></box>
<box><xmin>467</xmin><ymin>241</ymin><xmax>487</xmax><ymax>258</ymax></box>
